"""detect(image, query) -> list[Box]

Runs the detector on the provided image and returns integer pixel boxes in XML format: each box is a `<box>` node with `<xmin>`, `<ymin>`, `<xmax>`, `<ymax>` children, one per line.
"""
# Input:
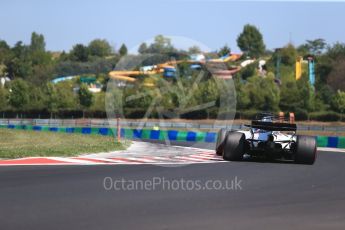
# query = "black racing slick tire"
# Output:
<box><xmin>294</xmin><ymin>135</ymin><xmax>317</xmax><ymax>165</ymax></box>
<box><xmin>215</xmin><ymin>129</ymin><xmax>228</xmax><ymax>156</ymax></box>
<box><xmin>223</xmin><ymin>132</ymin><xmax>245</xmax><ymax>161</ymax></box>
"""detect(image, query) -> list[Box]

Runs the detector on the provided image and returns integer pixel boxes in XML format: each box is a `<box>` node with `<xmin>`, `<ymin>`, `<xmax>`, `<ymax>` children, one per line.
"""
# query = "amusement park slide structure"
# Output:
<box><xmin>108</xmin><ymin>53</ymin><xmax>243</xmax><ymax>84</ymax></box>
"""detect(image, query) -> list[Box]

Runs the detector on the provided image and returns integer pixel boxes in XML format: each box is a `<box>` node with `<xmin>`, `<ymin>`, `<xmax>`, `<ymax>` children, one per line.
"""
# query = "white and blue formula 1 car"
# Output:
<box><xmin>216</xmin><ymin>114</ymin><xmax>317</xmax><ymax>165</ymax></box>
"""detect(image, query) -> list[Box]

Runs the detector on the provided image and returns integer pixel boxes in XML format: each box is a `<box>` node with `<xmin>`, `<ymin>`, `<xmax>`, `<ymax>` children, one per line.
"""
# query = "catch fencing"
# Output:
<box><xmin>1</xmin><ymin>118</ymin><xmax>345</xmax><ymax>132</ymax></box>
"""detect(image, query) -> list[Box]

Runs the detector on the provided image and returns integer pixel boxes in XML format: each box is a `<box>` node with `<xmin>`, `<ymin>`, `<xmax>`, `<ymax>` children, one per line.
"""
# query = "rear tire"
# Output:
<box><xmin>294</xmin><ymin>135</ymin><xmax>317</xmax><ymax>165</ymax></box>
<box><xmin>215</xmin><ymin>129</ymin><xmax>228</xmax><ymax>156</ymax></box>
<box><xmin>223</xmin><ymin>132</ymin><xmax>245</xmax><ymax>161</ymax></box>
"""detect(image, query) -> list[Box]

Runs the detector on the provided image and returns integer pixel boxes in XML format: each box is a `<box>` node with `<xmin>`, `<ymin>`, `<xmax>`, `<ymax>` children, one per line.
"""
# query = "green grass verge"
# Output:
<box><xmin>0</xmin><ymin>129</ymin><xmax>129</xmax><ymax>159</ymax></box>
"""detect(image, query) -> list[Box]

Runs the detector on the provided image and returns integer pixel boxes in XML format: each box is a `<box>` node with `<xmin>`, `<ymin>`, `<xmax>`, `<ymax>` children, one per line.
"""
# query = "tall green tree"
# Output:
<box><xmin>0</xmin><ymin>86</ymin><xmax>8</xmax><ymax>111</ymax></box>
<box><xmin>70</xmin><ymin>44</ymin><xmax>89</xmax><ymax>62</ymax></box>
<box><xmin>30</xmin><ymin>32</ymin><xmax>45</xmax><ymax>52</ymax></box>
<box><xmin>234</xmin><ymin>77</ymin><xmax>250</xmax><ymax>110</ymax></box>
<box><xmin>188</xmin><ymin>46</ymin><xmax>201</xmax><ymax>54</ymax></box>
<box><xmin>78</xmin><ymin>83</ymin><xmax>93</xmax><ymax>112</ymax></box>
<box><xmin>327</xmin><ymin>59</ymin><xmax>345</xmax><ymax>91</ymax></box>
<box><xmin>0</xmin><ymin>40</ymin><xmax>10</xmax><ymax>64</ymax></box>
<box><xmin>45</xmin><ymin>81</ymin><xmax>76</xmax><ymax>114</ymax></box>
<box><xmin>277</xmin><ymin>43</ymin><xmax>298</xmax><ymax>66</ymax></box>
<box><xmin>56</xmin><ymin>81</ymin><xmax>77</xmax><ymax>109</ymax></box>
<box><xmin>237</xmin><ymin>62</ymin><xmax>257</xmax><ymax>80</ymax></box>
<box><xmin>147</xmin><ymin>35</ymin><xmax>175</xmax><ymax>53</ymax></box>
<box><xmin>5</xmin><ymin>41</ymin><xmax>33</xmax><ymax>79</ymax></box>
<box><xmin>331</xmin><ymin>90</ymin><xmax>345</xmax><ymax>113</ymax></box>
<box><xmin>305</xmin><ymin>38</ymin><xmax>326</xmax><ymax>55</ymax></box>
<box><xmin>90</xmin><ymin>92</ymin><xmax>105</xmax><ymax>111</ymax></box>
<box><xmin>242</xmin><ymin>75</ymin><xmax>280</xmax><ymax>111</ymax></box>
<box><xmin>44</xmin><ymin>82</ymin><xmax>59</xmax><ymax>117</ymax></box>
<box><xmin>119</xmin><ymin>44</ymin><xmax>128</xmax><ymax>56</ymax></box>
<box><xmin>0</xmin><ymin>40</ymin><xmax>11</xmax><ymax>77</ymax></box>
<box><xmin>218</xmin><ymin>45</ymin><xmax>231</xmax><ymax>57</ymax></box>
<box><xmin>237</xmin><ymin>24</ymin><xmax>265</xmax><ymax>58</ymax></box>
<box><xmin>29</xmin><ymin>32</ymin><xmax>51</xmax><ymax>65</ymax></box>
<box><xmin>8</xmin><ymin>79</ymin><xmax>30</xmax><ymax>109</ymax></box>
<box><xmin>279</xmin><ymin>72</ymin><xmax>316</xmax><ymax>113</ymax></box>
<box><xmin>29</xmin><ymin>86</ymin><xmax>45</xmax><ymax>110</ymax></box>
<box><xmin>3</xmin><ymin>33</ymin><xmax>52</xmax><ymax>83</ymax></box>
<box><xmin>279</xmin><ymin>80</ymin><xmax>301</xmax><ymax>111</ymax></box>
<box><xmin>316</xmin><ymin>85</ymin><xmax>334</xmax><ymax>109</ymax></box>
<box><xmin>28</xmin><ymin>32</ymin><xmax>53</xmax><ymax>84</ymax></box>
<box><xmin>138</xmin><ymin>42</ymin><xmax>148</xmax><ymax>54</ymax></box>
<box><xmin>296</xmin><ymin>74</ymin><xmax>315</xmax><ymax>112</ymax></box>
<box><xmin>326</xmin><ymin>42</ymin><xmax>345</xmax><ymax>60</ymax></box>
<box><xmin>88</xmin><ymin>39</ymin><xmax>112</xmax><ymax>57</ymax></box>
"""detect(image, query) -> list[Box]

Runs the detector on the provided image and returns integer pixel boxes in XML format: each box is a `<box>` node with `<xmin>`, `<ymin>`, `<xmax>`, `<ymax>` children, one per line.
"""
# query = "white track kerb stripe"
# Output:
<box><xmin>49</xmin><ymin>157</ymin><xmax>99</xmax><ymax>164</ymax></box>
<box><xmin>0</xmin><ymin>153</ymin><xmax>223</xmax><ymax>166</ymax></box>
<box><xmin>1</xmin><ymin>147</ymin><xmax>339</xmax><ymax>166</ymax></box>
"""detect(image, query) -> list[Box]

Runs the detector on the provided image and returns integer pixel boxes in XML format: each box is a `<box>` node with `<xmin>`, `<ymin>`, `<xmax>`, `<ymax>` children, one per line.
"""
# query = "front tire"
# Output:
<box><xmin>294</xmin><ymin>135</ymin><xmax>317</xmax><ymax>165</ymax></box>
<box><xmin>215</xmin><ymin>129</ymin><xmax>228</xmax><ymax>156</ymax></box>
<box><xmin>223</xmin><ymin>132</ymin><xmax>245</xmax><ymax>161</ymax></box>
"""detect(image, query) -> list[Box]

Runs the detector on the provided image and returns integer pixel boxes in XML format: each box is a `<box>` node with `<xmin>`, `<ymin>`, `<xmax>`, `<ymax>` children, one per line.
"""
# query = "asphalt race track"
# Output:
<box><xmin>1</xmin><ymin>145</ymin><xmax>345</xmax><ymax>230</ymax></box>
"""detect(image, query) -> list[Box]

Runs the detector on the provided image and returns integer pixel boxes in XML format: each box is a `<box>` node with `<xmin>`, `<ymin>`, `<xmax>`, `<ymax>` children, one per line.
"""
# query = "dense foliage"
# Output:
<box><xmin>1</xmin><ymin>29</ymin><xmax>345</xmax><ymax>121</ymax></box>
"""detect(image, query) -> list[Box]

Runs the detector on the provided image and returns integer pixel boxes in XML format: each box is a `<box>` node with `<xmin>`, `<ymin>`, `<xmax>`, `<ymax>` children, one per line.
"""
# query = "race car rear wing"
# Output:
<box><xmin>245</xmin><ymin>120</ymin><xmax>297</xmax><ymax>132</ymax></box>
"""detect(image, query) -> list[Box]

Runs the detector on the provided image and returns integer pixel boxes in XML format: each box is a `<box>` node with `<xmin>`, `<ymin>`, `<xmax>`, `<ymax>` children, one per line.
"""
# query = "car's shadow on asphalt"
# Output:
<box><xmin>241</xmin><ymin>155</ymin><xmax>296</xmax><ymax>164</ymax></box>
